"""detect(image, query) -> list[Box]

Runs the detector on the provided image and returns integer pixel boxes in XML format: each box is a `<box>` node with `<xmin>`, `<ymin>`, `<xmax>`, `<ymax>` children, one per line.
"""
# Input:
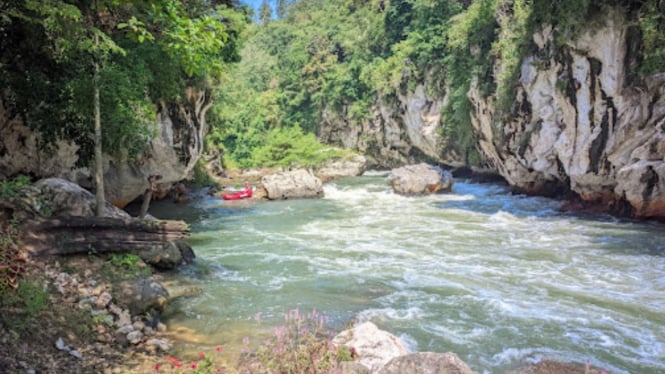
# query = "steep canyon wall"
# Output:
<box><xmin>0</xmin><ymin>89</ymin><xmax>211</xmax><ymax>207</ymax></box>
<box><xmin>470</xmin><ymin>12</ymin><xmax>665</xmax><ymax>219</ymax></box>
<box><xmin>319</xmin><ymin>9</ymin><xmax>665</xmax><ymax>220</ymax></box>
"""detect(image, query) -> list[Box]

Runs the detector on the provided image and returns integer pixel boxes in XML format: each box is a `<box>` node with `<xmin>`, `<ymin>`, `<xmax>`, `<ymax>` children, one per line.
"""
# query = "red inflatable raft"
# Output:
<box><xmin>222</xmin><ymin>182</ymin><xmax>253</xmax><ymax>200</ymax></box>
<box><xmin>222</xmin><ymin>188</ymin><xmax>253</xmax><ymax>200</ymax></box>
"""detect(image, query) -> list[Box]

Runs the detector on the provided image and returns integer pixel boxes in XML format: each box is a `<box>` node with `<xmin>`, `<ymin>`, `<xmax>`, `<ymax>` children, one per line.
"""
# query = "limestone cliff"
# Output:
<box><xmin>319</xmin><ymin>83</ymin><xmax>462</xmax><ymax>169</ymax></box>
<box><xmin>0</xmin><ymin>88</ymin><xmax>211</xmax><ymax>208</ymax></box>
<box><xmin>470</xmin><ymin>10</ymin><xmax>665</xmax><ymax>219</ymax></box>
<box><xmin>319</xmin><ymin>8</ymin><xmax>665</xmax><ymax>220</ymax></box>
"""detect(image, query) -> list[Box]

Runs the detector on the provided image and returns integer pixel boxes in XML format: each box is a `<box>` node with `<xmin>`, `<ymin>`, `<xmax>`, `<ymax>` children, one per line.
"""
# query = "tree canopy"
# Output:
<box><xmin>0</xmin><ymin>0</ymin><xmax>247</xmax><ymax>164</ymax></box>
<box><xmin>209</xmin><ymin>0</ymin><xmax>665</xmax><ymax>169</ymax></box>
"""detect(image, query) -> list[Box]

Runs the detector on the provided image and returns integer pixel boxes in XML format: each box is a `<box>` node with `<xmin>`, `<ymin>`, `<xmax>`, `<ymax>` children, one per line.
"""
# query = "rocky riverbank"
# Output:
<box><xmin>0</xmin><ymin>254</ymin><xmax>176</xmax><ymax>373</ymax></box>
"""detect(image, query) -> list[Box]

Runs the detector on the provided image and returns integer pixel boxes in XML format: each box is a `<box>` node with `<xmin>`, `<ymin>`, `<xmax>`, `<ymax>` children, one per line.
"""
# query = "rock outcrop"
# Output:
<box><xmin>469</xmin><ymin>10</ymin><xmax>665</xmax><ymax>219</ymax></box>
<box><xmin>116</xmin><ymin>277</ymin><xmax>169</xmax><ymax>316</ymax></box>
<box><xmin>388</xmin><ymin>163</ymin><xmax>453</xmax><ymax>195</ymax></box>
<box><xmin>316</xmin><ymin>7</ymin><xmax>665</xmax><ymax>220</ymax></box>
<box><xmin>319</xmin><ymin>83</ymin><xmax>460</xmax><ymax>169</ymax></box>
<box><xmin>317</xmin><ymin>154</ymin><xmax>368</xmax><ymax>182</ymax></box>
<box><xmin>20</xmin><ymin>178</ymin><xmax>130</xmax><ymax>219</ymax></box>
<box><xmin>261</xmin><ymin>169</ymin><xmax>324</xmax><ymax>200</ymax></box>
<box><xmin>9</xmin><ymin>178</ymin><xmax>194</xmax><ymax>269</ymax></box>
<box><xmin>377</xmin><ymin>352</ymin><xmax>476</xmax><ymax>374</ymax></box>
<box><xmin>332</xmin><ymin>321</ymin><xmax>409</xmax><ymax>373</ymax></box>
<box><xmin>0</xmin><ymin>89</ymin><xmax>211</xmax><ymax>208</ymax></box>
<box><xmin>104</xmin><ymin>90</ymin><xmax>212</xmax><ymax>207</ymax></box>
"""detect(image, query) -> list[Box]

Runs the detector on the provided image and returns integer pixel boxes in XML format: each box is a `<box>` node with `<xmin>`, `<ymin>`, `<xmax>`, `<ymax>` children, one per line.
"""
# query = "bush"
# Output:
<box><xmin>248</xmin><ymin>125</ymin><xmax>348</xmax><ymax>169</ymax></box>
<box><xmin>0</xmin><ymin>175</ymin><xmax>31</xmax><ymax>201</ymax></box>
<box><xmin>238</xmin><ymin>308</ymin><xmax>354</xmax><ymax>374</ymax></box>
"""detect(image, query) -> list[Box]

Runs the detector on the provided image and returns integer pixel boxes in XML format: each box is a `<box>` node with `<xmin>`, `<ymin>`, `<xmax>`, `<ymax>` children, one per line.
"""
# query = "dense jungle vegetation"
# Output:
<box><xmin>1</xmin><ymin>0</ymin><xmax>664</xmax><ymax>170</ymax></box>
<box><xmin>213</xmin><ymin>0</ymin><xmax>665</xmax><ymax>169</ymax></box>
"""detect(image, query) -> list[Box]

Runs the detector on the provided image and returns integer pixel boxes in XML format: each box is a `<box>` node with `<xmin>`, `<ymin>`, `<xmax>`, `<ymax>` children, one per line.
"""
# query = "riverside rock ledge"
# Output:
<box><xmin>332</xmin><ymin>322</ymin><xmax>475</xmax><ymax>374</ymax></box>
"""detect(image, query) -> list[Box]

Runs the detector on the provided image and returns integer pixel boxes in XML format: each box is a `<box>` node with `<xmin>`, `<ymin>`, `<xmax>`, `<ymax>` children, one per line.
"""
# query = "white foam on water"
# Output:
<box><xmin>180</xmin><ymin>177</ymin><xmax>665</xmax><ymax>373</ymax></box>
<box><xmin>357</xmin><ymin>306</ymin><xmax>428</xmax><ymax>321</ymax></box>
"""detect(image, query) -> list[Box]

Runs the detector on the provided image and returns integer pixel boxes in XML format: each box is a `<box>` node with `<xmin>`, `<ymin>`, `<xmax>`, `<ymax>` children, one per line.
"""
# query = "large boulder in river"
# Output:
<box><xmin>317</xmin><ymin>154</ymin><xmax>368</xmax><ymax>182</ymax></box>
<box><xmin>377</xmin><ymin>352</ymin><xmax>477</xmax><ymax>374</ymax></box>
<box><xmin>388</xmin><ymin>163</ymin><xmax>453</xmax><ymax>195</ymax></box>
<box><xmin>261</xmin><ymin>169</ymin><xmax>324</xmax><ymax>199</ymax></box>
<box><xmin>332</xmin><ymin>322</ymin><xmax>409</xmax><ymax>373</ymax></box>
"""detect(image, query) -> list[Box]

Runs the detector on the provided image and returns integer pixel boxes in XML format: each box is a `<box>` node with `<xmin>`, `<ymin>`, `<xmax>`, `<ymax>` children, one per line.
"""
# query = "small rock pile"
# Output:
<box><xmin>45</xmin><ymin>264</ymin><xmax>174</xmax><ymax>358</ymax></box>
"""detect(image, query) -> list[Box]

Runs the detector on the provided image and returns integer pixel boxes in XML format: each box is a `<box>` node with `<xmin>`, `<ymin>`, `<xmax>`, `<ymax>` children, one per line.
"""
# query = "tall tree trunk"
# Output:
<box><xmin>93</xmin><ymin>31</ymin><xmax>105</xmax><ymax>217</ymax></box>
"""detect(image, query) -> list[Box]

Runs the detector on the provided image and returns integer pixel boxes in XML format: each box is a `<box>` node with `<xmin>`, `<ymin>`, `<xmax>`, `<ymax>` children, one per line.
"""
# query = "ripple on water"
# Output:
<box><xmin>172</xmin><ymin>177</ymin><xmax>665</xmax><ymax>374</ymax></box>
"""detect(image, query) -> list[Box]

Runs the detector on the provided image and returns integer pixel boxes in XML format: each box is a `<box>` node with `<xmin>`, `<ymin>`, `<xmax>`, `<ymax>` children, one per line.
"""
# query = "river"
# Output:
<box><xmin>153</xmin><ymin>173</ymin><xmax>665</xmax><ymax>373</ymax></box>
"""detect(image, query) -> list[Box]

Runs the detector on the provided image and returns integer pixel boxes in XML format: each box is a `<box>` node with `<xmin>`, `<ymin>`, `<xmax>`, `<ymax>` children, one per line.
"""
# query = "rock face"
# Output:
<box><xmin>24</xmin><ymin>178</ymin><xmax>130</xmax><ymax>219</ymax></box>
<box><xmin>332</xmin><ymin>322</ymin><xmax>409</xmax><ymax>373</ymax></box>
<box><xmin>105</xmin><ymin>90</ymin><xmax>212</xmax><ymax>207</ymax></box>
<box><xmin>0</xmin><ymin>99</ymin><xmax>86</xmax><ymax>183</ymax></box>
<box><xmin>388</xmin><ymin>163</ymin><xmax>453</xmax><ymax>195</ymax></box>
<box><xmin>319</xmin><ymin>84</ymin><xmax>461</xmax><ymax>169</ymax></box>
<box><xmin>317</xmin><ymin>154</ymin><xmax>368</xmax><ymax>182</ymax></box>
<box><xmin>469</xmin><ymin>10</ymin><xmax>665</xmax><ymax>219</ymax></box>
<box><xmin>12</xmin><ymin>177</ymin><xmax>194</xmax><ymax>270</ymax></box>
<box><xmin>377</xmin><ymin>352</ymin><xmax>477</xmax><ymax>374</ymax></box>
<box><xmin>261</xmin><ymin>169</ymin><xmax>324</xmax><ymax>199</ymax></box>
<box><xmin>0</xmin><ymin>89</ymin><xmax>211</xmax><ymax>208</ymax></box>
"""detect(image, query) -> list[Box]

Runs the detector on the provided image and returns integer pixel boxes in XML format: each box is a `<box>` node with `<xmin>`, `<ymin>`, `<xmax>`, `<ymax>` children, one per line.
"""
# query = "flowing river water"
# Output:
<box><xmin>155</xmin><ymin>173</ymin><xmax>665</xmax><ymax>373</ymax></box>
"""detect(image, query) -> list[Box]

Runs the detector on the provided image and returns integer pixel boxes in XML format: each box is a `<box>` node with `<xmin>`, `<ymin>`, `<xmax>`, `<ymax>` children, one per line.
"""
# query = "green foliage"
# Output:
<box><xmin>638</xmin><ymin>0</ymin><xmax>665</xmax><ymax>75</ymax></box>
<box><xmin>250</xmin><ymin>125</ymin><xmax>348</xmax><ymax>168</ymax></box>
<box><xmin>108</xmin><ymin>253</ymin><xmax>142</xmax><ymax>272</ymax></box>
<box><xmin>0</xmin><ymin>279</ymin><xmax>48</xmax><ymax>330</ymax></box>
<box><xmin>492</xmin><ymin>0</ymin><xmax>530</xmax><ymax>111</ymax></box>
<box><xmin>0</xmin><ymin>175</ymin><xmax>31</xmax><ymax>200</ymax></box>
<box><xmin>191</xmin><ymin>158</ymin><xmax>220</xmax><ymax>189</ymax></box>
<box><xmin>15</xmin><ymin>280</ymin><xmax>48</xmax><ymax>317</ymax></box>
<box><xmin>0</xmin><ymin>0</ymin><xmax>247</xmax><ymax>165</ymax></box>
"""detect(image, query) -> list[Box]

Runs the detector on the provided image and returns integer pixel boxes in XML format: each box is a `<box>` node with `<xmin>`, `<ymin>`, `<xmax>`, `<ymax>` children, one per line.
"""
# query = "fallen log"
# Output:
<box><xmin>20</xmin><ymin>216</ymin><xmax>194</xmax><ymax>269</ymax></box>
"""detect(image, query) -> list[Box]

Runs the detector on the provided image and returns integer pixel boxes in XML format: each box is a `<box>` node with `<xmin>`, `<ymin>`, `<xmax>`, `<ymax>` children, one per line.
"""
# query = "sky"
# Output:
<box><xmin>241</xmin><ymin>0</ymin><xmax>265</xmax><ymax>12</ymax></box>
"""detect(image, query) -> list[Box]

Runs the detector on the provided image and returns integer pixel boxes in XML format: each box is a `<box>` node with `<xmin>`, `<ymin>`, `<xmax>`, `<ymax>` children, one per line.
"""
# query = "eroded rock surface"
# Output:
<box><xmin>377</xmin><ymin>352</ymin><xmax>477</xmax><ymax>374</ymax></box>
<box><xmin>469</xmin><ymin>10</ymin><xmax>665</xmax><ymax>219</ymax></box>
<box><xmin>261</xmin><ymin>169</ymin><xmax>324</xmax><ymax>200</ymax></box>
<box><xmin>332</xmin><ymin>322</ymin><xmax>409</xmax><ymax>373</ymax></box>
<box><xmin>388</xmin><ymin>163</ymin><xmax>453</xmax><ymax>195</ymax></box>
<box><xmin>317</xmin><ymin>154</ymin><xmax>368</xmax><ymax>182</ymax></box>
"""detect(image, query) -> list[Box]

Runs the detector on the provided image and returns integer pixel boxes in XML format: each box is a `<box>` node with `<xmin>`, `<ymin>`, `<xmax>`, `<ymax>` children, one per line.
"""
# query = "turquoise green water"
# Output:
<box><xmin>156</xmin><ymin>173</ymin><xmax>665</xmax><ymax>373</ymax></box>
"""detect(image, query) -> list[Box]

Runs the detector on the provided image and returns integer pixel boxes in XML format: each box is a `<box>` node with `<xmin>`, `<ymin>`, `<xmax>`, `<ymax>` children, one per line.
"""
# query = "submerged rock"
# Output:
<box><xmin>388</xmin><ymin>163</ymin><xmax>453</xmax><ymax>195</ymax></box>
<box><xmin>261</xmin><ymin>169</ymin><xmax>324</xmax><ymax>199</ymax></box>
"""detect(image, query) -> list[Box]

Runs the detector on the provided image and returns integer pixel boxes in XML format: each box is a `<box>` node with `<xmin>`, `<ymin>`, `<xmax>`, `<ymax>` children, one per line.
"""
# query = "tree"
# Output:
<box><xmin>259</xmin><ymin>0</ymin><xmax>272</xmax><ymax>25</ymax></box>
<box><xmin>276</xmin><ymin>0</ymin><xmax>288</xmax><ymax>19</ymax></box>
<box><xmin>1</xmin><ymin>0</ymin><xmax>246</xmax><ymax>215</ymax></box>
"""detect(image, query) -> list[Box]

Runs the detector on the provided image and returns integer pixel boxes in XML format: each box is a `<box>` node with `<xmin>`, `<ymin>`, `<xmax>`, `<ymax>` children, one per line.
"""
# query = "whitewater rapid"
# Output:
<box><xmin>157</xmin><ymin>174</ymin><xmax>665</xmax><ymax>373</ymax></box>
